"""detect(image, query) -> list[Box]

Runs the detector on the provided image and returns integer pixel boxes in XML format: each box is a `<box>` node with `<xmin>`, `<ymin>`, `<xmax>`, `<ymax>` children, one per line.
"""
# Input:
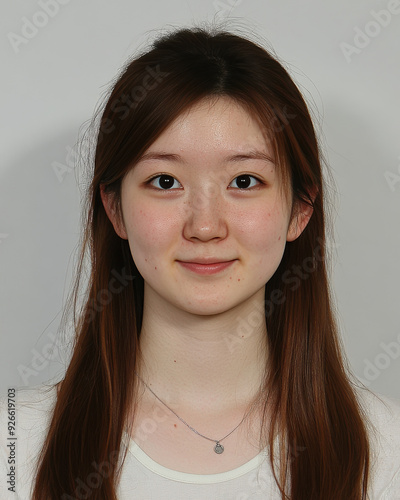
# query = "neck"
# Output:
<box><xmin>136</xmin><ymin>286</ymin><xmax>268</xmax><ymax>414</ymax></box>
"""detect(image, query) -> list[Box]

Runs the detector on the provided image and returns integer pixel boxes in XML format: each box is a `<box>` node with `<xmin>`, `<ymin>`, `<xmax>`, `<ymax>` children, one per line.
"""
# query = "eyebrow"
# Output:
<box><xmin>136</xmin><ymin>150</ymin><xmax>275</xmax><ymax>165</ymax></box>
<box><xmin>225</xmin><ymin>151</ymin><xmax>275</xmax><ymax>164</ymax></box>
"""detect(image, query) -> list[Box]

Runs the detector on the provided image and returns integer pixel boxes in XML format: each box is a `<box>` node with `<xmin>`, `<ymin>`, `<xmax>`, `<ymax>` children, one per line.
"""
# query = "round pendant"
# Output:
<box><xmin>214</xmin><ymin>442</ymin><xmax>224</xmax><ymax>454</ymax></box>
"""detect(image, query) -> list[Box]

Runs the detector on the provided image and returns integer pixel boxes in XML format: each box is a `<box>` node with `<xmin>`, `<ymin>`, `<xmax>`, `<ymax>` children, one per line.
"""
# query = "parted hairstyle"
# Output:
<box><xmin>32</xmin><ymin>25</ymin><xmax>371</xmax><ymax>499</ymax></box>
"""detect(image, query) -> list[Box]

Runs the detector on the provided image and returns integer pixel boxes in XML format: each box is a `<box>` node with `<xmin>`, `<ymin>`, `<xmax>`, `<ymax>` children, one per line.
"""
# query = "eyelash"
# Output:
<box><xmin>145</xmin><ymin>174</ymin><xmax>264</xmax><ymax>191</ymax></box>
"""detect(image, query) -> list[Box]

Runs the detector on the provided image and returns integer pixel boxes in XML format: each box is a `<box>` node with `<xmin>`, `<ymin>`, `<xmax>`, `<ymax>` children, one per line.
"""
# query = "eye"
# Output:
<box><xmin>228</xmin><ymin>174</ymin><xmax>262</xmax><ymax>189</ymax></box>
<box><xmin>147</xmin><ymin>174</ymin><xmax>182</xmax><ymax>190</ymax></box>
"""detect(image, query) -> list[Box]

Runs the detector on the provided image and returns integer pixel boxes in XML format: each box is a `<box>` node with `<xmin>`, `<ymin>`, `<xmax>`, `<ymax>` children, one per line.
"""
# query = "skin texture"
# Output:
<box><xmin>101</xmin><ymin>96</ymin><xmax>312</xmax><ymax>415</ymax></box>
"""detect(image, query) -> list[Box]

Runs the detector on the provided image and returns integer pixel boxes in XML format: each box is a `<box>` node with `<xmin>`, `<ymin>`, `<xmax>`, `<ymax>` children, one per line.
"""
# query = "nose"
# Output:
<box><xmin>182</xmin><ymin>185</ymin><xmax>228</xmax><ymax>242</ymax></box>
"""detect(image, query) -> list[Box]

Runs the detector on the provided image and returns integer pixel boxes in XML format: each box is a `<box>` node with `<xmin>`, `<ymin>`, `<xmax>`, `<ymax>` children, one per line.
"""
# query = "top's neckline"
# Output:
<box><xmin>122</xmin><ymin>431</ymin><xmax>269</xmax><ymax>484</ymax></box>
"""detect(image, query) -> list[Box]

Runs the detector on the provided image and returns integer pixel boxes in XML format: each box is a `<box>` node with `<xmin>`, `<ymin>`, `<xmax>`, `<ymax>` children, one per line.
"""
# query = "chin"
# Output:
<box><xmin>175</xmin><ymin>298</ymin><xmax>241</xmax><ymax>317</ymax></box>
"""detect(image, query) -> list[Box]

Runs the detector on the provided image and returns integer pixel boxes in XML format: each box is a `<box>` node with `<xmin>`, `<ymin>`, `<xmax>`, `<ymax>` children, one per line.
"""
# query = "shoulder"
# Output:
<box><xmin>0</xmin><ymin>384</ymin><xmax>58</xmax><ymax>500</ymax></box>
<box><xmin>0</xmin><ymin>383</ymin><xmax>57</xmax><ymax>450</ymax></box>
<box><xmin>354</xmin><ymin>386</ymin><xmax>400</xmax><ymax>499</ymax></box>
<box><xmin>355</xmin><ymin>386</ymin><xmax>400</xmax><ymax>448</ymax></box>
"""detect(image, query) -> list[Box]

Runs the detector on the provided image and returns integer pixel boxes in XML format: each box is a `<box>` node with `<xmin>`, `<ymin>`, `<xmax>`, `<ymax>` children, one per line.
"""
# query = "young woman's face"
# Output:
<box><xmin>106</xmin><ymin>96</ymin><xmax>308</xmax><ymax>316</ymax></box>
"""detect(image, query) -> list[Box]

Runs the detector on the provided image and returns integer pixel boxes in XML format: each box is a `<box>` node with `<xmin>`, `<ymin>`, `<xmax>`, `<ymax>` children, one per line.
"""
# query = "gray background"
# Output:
<box><xmin>1</xmin><ymin>0</ymin><xmax>399</xmax><ymax>399</ymax></box>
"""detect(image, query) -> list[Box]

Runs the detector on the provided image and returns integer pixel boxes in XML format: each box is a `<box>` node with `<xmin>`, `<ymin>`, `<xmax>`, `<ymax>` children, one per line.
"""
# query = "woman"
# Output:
<box><xmin>1</xmin><ymin>25</ymin><xmax>400</xmax><ymax>499</ymax></box>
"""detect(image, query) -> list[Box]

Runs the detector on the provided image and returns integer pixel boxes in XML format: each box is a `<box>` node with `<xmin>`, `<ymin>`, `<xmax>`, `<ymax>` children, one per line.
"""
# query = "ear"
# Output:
<box><xmin>286</xmin><ymin>188</ymin><xmax>317</xmax><ymax>242</ymax></box>
<box><xmin>100</xmin><ymin>184</ymin><xmax>128</xmax><ymax>240</ymax></box>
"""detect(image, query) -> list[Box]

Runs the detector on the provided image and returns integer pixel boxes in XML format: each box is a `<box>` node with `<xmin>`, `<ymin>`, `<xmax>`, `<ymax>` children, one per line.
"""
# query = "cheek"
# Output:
<box><xmin>237</xmin><ymin>205</ymin><xmax>289</xmax><ymax>280</ymax></box>
<box><xmin>123</xmin><ymin>202</ymin><xmax>179</xmax><ymax>259</ymax></box>
<box><xmin>236</xmin><ymin>204</ymin><xmax>289</xmax><ymax>251</ymax></box>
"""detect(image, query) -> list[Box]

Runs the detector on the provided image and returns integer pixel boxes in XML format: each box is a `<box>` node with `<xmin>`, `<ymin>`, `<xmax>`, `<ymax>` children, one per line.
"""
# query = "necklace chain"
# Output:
<box><xmin>134</xmin><ymin>371</ymin><xmax>250</xmax><ymax>454</ymax></box>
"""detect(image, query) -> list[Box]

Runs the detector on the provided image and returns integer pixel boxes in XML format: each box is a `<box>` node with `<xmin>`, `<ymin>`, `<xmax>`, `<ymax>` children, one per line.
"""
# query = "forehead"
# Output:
<box><xmin>146</xmin><ymin>96</ymin><xmax>273</xmax><ymax>157</ymax></box>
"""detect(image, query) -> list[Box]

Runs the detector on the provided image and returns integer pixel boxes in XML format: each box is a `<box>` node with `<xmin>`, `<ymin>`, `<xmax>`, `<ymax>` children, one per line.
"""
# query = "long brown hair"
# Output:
<box><xmin>32</xmin><ymin>25</ymin><xmax>371</xmax><ymax>499</ymax></box>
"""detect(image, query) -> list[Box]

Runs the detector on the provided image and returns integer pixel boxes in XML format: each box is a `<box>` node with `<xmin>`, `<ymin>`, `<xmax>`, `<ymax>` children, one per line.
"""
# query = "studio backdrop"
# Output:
<box><xmin>1</xmin><ymin>0</ymin><xmax>399</xmax><ymax>398</ymax></box>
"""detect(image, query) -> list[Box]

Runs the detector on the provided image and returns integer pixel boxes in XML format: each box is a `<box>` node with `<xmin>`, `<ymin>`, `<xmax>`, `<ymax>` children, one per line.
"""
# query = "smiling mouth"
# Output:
<box><xmin>176</xmin><ymin>260</ymin><xmax>236</xmax><ymax>275</ymax></box>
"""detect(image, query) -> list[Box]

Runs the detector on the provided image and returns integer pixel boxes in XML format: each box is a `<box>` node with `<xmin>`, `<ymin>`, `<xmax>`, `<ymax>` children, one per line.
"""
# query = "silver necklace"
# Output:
<box><xmin>134</xmin><ymin>371</ymin><xmax>249</xmax><ymax>454</ymax></box>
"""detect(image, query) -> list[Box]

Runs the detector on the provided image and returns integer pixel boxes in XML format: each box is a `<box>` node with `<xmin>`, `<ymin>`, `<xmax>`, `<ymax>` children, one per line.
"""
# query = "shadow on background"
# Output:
<box><xmin>0</xmin><ymin>128</ymin><xmax>89</xmax><ymax>396</ymax></box>
<box><xmin>320</xmin><ymin>98</ymin><xmax>400</xmax><ymax>397</ymax></box>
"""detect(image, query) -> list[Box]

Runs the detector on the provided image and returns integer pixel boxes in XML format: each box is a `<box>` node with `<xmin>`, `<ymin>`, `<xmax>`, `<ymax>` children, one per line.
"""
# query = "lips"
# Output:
<box><xmin>177</xmin><ymin>258</ymin><xmax>236</xmax><ymax>265</ymax></box>
<box><xmin>176</xmin><ymin>259</ymin><xmax>236</xmax><ymax>275</ymax></box>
